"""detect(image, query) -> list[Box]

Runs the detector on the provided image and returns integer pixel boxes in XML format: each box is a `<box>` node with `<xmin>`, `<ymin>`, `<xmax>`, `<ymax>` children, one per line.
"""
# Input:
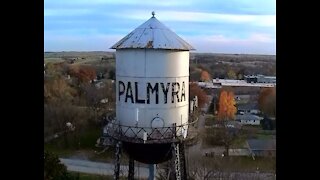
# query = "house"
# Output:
<box><xmin>234</xmin><ymin>94</ymin><xmax>251</xmax><ymax>103</ymax></box>
<box><xmin>256</xmin><ymin>75</ymin><xmax>276</xmax><ymax>83</ymax></box>
<box><xmin>247</xmin><ymin>139</ymin><xmax>276</xmax><ymax>157</ymax></box>
<box><xmin>236</xmin><ymin>103</ymin><xmax>260</xmax><ymax>115</ymax></box>
<box><xmin>244</xmin><ymin>74</ymin><xmax>276</xmax><ymax>83</ymax></box>
<box><xmin>236</xmin><ymin>114</ymin><xmax>263</xmax><ymax>125</ymax></box>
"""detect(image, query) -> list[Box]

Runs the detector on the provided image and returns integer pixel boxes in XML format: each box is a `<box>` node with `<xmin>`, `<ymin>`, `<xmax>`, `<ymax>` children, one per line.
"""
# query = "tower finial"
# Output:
<box><xmin>152</xmin><ymin>11</ymin><xmax>155</xmax><ymax>18</ymax></box>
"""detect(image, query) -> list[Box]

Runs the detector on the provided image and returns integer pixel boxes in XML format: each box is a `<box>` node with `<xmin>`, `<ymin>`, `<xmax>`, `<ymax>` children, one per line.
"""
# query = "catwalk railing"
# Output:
<box><xmin>103</xmin><ymin>118</ymin><xmax>198</xmax><ymax>144</ymax></box>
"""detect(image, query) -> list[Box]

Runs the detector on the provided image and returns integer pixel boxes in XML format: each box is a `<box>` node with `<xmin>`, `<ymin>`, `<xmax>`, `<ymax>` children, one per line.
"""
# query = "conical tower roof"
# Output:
<box><xmin>111</xmin><ymin>12</ymin><xmax>195</xmax><ymax>50</ymax></box>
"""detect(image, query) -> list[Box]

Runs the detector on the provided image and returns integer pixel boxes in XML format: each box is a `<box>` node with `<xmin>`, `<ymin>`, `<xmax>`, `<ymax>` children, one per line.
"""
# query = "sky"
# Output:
<box><xmin>44</xmin><ymin>0</ymin><xmax>276</xmax><ymax>55</ymax></box>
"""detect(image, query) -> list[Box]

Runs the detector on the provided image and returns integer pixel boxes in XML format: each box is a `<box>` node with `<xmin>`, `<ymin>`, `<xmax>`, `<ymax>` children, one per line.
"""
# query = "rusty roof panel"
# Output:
<box><xmin>111</xmin><ymin>16</ymin><xmax>195</xmax><ymax>50</ymax></box>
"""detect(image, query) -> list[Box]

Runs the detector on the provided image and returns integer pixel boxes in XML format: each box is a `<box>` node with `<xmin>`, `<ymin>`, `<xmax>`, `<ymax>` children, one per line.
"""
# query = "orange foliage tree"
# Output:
<box><xmin>189</xmin><ymin>83</ymin><xmax>208</xmax><ymax>108</ymax></box>
<box><xmin>200</xmin><ymin>70</ymin><xmax>211</xmax><ymax>82</ymax></box>
<box><xmin>217</xmin><ymin>90</ymin><xmax>237</xmax><ymax>121</ymax></box>
<box><xmin>258</xmin><ymin>87</ymin><xmax>276</xmax><ymax>117</ymax></box>
<box><xmin>68</xmin><ymin>65</ymin><xmax>96</xmax><ymax>84</ymax></box>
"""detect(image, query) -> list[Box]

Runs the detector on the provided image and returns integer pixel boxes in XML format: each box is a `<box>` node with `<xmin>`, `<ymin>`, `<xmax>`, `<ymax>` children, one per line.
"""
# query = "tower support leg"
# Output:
<box><xmin>179</xmin><ymin>143</ymin><xmax>187</xmax><ymax>179</ymax></box>
<box><xmin>128</xmin><ymin>156</ymin><xmax>135</xmax><ymax>180</ymax></box>
<box><xmin>148</xmin><ymin>164</ymin><xmax>156</xmax><ymax>180</ymax></box>
<box><xmin>114</xmin><ymin>141</ymin><xmax>122</xmax><ymax>180</ymax></box>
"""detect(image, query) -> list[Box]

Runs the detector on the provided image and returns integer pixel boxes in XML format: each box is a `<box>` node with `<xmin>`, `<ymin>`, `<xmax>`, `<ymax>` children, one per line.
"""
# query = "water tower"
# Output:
<box><xmin>106</xmin><ymin>12</ymin><xmax>195</xmax><ymax>180</ymax></box>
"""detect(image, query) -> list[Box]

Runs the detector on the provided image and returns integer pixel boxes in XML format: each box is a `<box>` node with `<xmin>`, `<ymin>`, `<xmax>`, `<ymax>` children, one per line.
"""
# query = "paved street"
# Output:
<box><xmin>60</xmin><ymin>158</ymin><xmax>275</xmax><ymax>179</ymax></box>
<box><xmin>188</xmin><ymin>95</ymin><xmax>211</xmax><ymax>154</ymax></box>
<box><xmin>60</xmin><ymin>158</ymin><xmax>150</xmax><ymax>178</ymax></box>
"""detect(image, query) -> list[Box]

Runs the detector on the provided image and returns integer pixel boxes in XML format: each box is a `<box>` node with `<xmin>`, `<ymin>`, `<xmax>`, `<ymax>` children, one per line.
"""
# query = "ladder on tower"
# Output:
<box><xmin>173</xmin><ymin>142</ymin><xmax>187</xmax><ymax>180</ymax></box>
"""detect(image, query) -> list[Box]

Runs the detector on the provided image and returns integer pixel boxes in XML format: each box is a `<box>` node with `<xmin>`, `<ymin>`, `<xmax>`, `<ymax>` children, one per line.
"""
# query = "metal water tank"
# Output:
<box><xmin>110</xmin><ymin>12</ymin><xmax>194</xmax><ymax>164</ymax></box>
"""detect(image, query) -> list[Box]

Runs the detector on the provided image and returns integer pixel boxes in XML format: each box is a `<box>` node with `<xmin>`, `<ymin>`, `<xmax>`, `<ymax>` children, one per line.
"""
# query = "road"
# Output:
<box><xmin>60</xmin><ymin>158</ymin><xmax>275</xmax><ymax>180</ymax></box>
<box><xmin>188</xmin><ymin>95</ymin><xmax>212</xmax><ymax>154</ymax></box>
<box><xmin>60</xmin><ymin>158</ymin><xmax>150</xmax><ymax>178</ymax></box>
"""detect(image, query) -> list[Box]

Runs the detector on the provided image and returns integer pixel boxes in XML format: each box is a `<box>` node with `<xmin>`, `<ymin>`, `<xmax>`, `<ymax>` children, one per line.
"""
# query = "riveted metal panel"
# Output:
<box><xmin>116</xmin><ymin>49</ymin><xmax>189</xmax><ymax>138</ymax></box>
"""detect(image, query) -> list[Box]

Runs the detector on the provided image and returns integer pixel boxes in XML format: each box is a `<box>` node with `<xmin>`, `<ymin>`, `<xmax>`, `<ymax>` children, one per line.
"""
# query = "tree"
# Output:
<box><xmin>237</xmin><ymin>67</ymin><xmax>246</xmax><ymax>80</ymax></box>
<box><xmin>81</xmin><ymin>84</ymin><xmax>106</xmax><ymax>123</ymax></box>
<box><xmin>200</xmin><ymin>70</ymin><xmax>211</xmax><ymax>82</ymax></box>
<box><xmin>227</xmin><ymin>69</ymin><xmax>237</xmax><ymax>79</ymax></box>
<box><xmin>44</xmin><ymin>102</ymin><xmax>90</xmax><ymax>149</ymax></box>
<box><xmin>44</xmin><ymin>151</ymin><xmax>78</xmax><ymax>180</ymax></box>
<box><xmin>217</xmin><ymin>90</ymin><xmax>237</xmax><ymax>121</ymax></box>
<box><xmin>44</xmin><ymin>75</ymin><xmax>77</xmax><ymax>104</ymax></box>
<box><xmin>45</xmin><ymin>62</ymin><xmax>56</xmax><ymax>75</ymax></box>
<box><xmin>258</xmin><ymin>87</ymin><xmax>276</xmax><ymax>117</ymax></box>
<box><xmin>189</xmin><ymin>65</ymin><xmax>202</xmax><ymax>82</ymax></box>
<box><xmin>190</xmin><ymin>70</ymin><xmax>201</xmax><ymax>82</ymax></box>
<box><xmin>216</xmin><ymin>90</ymin><xmax>237</xmax><ymax>157</ymax></box>
<box><xmin>189</xmin><ymin>83</ymin><xmax>208</xmax><ymax>109</ymax></box>
<box><xmin>108</xmin><ymin>68</ymin><xmax>115</xmax><ymax>80</ymax></box>
<box><xmin>68</xmin><ymin>65</ymin><xmax>96</xmax><ymax>84</ymax></box>
<box><xmin>207</xmin><ymin>97</ymin><xmax>216</xmax><ymax>114</ymax></box>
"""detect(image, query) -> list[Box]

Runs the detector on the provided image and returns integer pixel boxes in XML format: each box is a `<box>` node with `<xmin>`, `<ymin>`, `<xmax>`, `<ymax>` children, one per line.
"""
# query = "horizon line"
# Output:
<box><xmin>44</xmin><ymin>50</ymin><xmax>276</xmax><ymax>56</ymax></box>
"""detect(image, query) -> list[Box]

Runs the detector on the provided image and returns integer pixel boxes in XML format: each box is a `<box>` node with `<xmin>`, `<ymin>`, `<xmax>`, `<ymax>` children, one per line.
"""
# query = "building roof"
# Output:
<box><xmin>111</xmin><ymin>12</ymin><xmax>195</xmax><ymax>50</ymax></box>
<box><xmin>236</xmin><ymin>114</ymin><xmax>263</xmax><ymax>121</ymax></box>
<box><xmin>212</xmin><ymin>79</ymin><xmax>245</xmax><ymax>84</ymax></box>
<box><xmin>235</xmin><ymin>95</ymin><xmax>251</xmax><ymax>99</ymax></box>
<box><xmin>226</xmin><ymin>120</ymin><xmax>242</xmax><ymax>129</ymax></box>
<box><xmin>237</xmin><ymin>103</ymin><xmax>258</xmax><ymax>110</ymax></box>
<box><xmin>247</xmin><ymin>139</ymin><xmax>276</xmax><ymax>151</ymax></box>
<box><xmin>244</xmin><ymin>74</ymin><xmax>276</xmax><ymax>79</ymax></box>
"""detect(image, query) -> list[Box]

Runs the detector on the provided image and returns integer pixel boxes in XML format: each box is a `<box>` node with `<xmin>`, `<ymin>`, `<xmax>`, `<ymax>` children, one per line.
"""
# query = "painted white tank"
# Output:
<box><xmin>111</xmin><ymin>12</ymin><xmax>194</xmax><ymax>139</ymax></box>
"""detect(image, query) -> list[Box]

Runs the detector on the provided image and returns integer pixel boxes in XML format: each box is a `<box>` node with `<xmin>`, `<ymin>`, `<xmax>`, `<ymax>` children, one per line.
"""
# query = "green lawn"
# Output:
<box><xmin>230</xmin><ymin>134</ymin><xmax>247</xmax><ymax>148</ymax></box>
<box><xmin>44</xmin><ymin>125</ymin><xmax>116</xmax><ymax>162</ymax></box>
<box><xmin>44</xmin><ymin>57</ymin><xmax>65</xmax><ymax>63</ymax></box>
<box><xmin>201</xmin><ymin>156</ymin><xmax>276</xmax><ymax>172</ymax></box>
<box><xmin>204</xmin><ymin>115</ymin><xmax>215</xmax><ymax>126</ymax></box>
<box><xmin>225</xmin><ymin>156</ymin><xmax>276</xmax><ymax>172</ymax></box>
<box><xmin>202</xmin><ymin>125</ymin><xmax>275</xmax><ymax>148</ymax></box>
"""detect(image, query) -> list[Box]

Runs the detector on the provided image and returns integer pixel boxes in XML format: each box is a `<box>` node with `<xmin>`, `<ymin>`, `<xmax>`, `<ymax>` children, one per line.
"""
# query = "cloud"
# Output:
<box><xmin>193</xmin><ymin>0</ymin><xmax>276</xmax><ymax>15</ymax></box>
<box><xmin>201</xmin><ymin>33</ymin><xmax>275</xmax><ymax>43</ymax></box>
<box><xmin>44</xmin><ymin>33</ymin><xmax>123</xmax><ymax>51</ymax></box>
<box><xmin>44</xmin><ymin>0</ymin><xmax>276</xmax><ymax>54</ymax></box>
<box><xmin>44</xmin><ymin>8</ymin><xmax>93</xmax><ymax>17</ymax></box>
<box><xmin>45</xmin><ymin>0</ymin><xmax>193</xmax><ymax>8</ymax></box>
<box><xmin>119</xmin><ymin>10</ymin><xmax>275</xmax><ymax>27</ymax></box>
<box><xmin>185</xmin><ymin>33</ymin><xmax>275</xmax><ymax>54</ymax></box>
<box><xmin>44</xmin><ymin>32</ymin><xmax>275</xmax><ymax>54</ymax></box>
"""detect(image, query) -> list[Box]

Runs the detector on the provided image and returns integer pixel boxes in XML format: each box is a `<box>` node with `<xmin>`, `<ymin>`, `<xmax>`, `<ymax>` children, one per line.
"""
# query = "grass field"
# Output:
<box><xmin>204</xmin><ymin>115</ymin><xmax>215</xmax><ymax>126</ymax></box>
<box><xmin>191</xmin><ymin>155</ymin><xmax>276</xmax><ymax>172</ymax></box>
<box><xmin>44</xmin><ymin>126</ymin><xmax>116</xmax><ymax>162</ymax></box>
<box><xmin>44</xmin><ymin>57</ymin><xmax>65</xmax><ymax>63</ymax></box>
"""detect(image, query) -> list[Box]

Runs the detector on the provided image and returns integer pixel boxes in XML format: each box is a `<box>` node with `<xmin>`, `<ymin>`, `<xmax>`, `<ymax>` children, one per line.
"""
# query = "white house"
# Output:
<box><xmin>237</xmin><ymin>103</ymin><xmax>260</xmax><ymax>115</ymax></box>
<box><xmin>236</xmin><ymin>114</ymin><xmax>263</xmax><ymax>125</ymax></box>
